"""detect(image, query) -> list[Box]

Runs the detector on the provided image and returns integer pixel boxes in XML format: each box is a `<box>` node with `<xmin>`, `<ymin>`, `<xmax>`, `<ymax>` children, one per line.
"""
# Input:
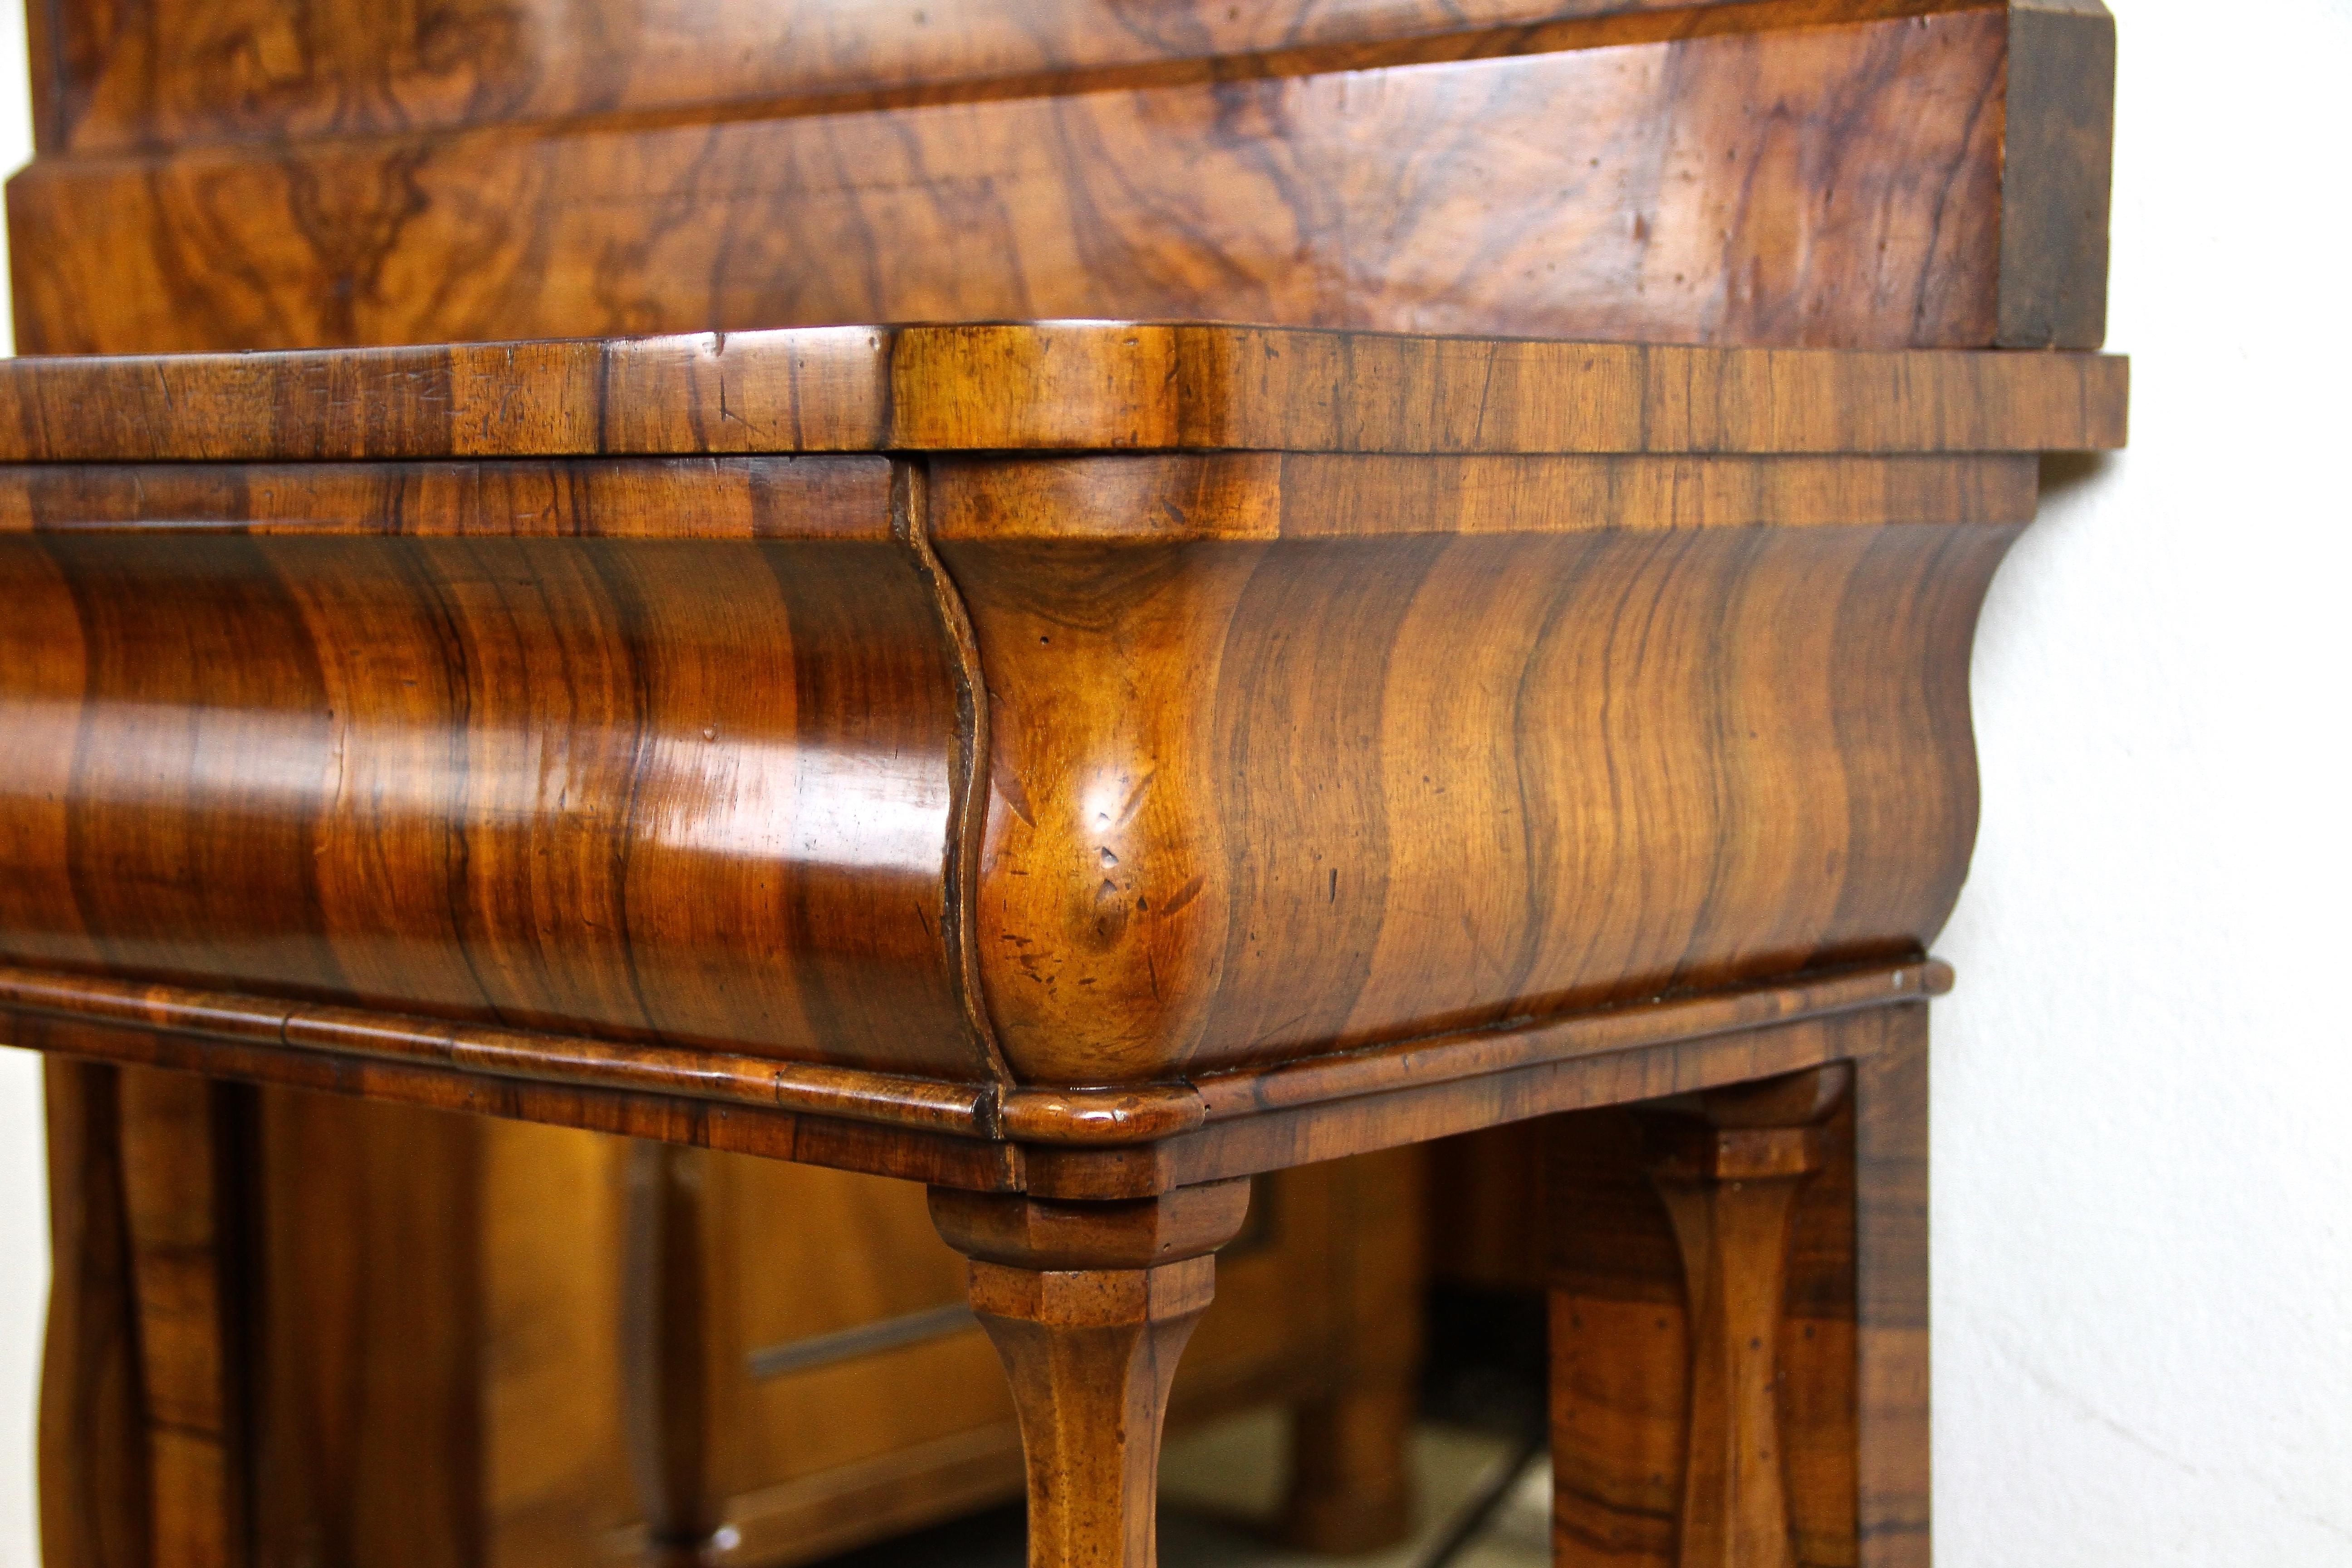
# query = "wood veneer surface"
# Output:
<box><xmin>0</xmin><ymin>326</ymin><xmax>2120</xmax><ymax>1094</ymax></box>
<box><xmin>0</xmin><ymin>324</ymin><xmax>2130</xmax><ymax>461</ymax></box>
<box><xmin>0</xmin><ymin>458</ymin><xmax>985</xmax><ymax>1079</ymax></box>
<box><xmin>7</xmin><ymin>1</ymin><xmax>2117</xmax><ymax>1560</ymax></box>
<box><xmin>32</xmin><ymin>0</ymin><xmax>1976</xmax><ymax>152</ymax></box>
<box><xmin>9</xmin><ymin>3</ymin><xmax>2113</xmax><ymax>353</ymax></box>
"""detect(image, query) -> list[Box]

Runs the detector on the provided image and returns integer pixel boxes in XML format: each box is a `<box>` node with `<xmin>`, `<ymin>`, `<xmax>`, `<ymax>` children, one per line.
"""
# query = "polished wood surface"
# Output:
<box><xmin>23</xmin><ymin>0</ymin><xmax>1978</xmax><ymax>151</ymax></box>
<box><xmin>3</xmin><ymin>0</ymin><xmax>2120</xmax><ymax>1558</ymax></box>
<box><xmin>0</xmin><ymin>453</ymin><xmax>988</xmax><ymax>1081</ymax></box>
<box><xmin>1</xmin><ymin>951</ymin><xmax>1941</xmax><ymax>1191</ymax></box>
<box><xmin>0</xmin><ymin>321</ymin><xmax>2080</xmax><ymax>1563</ymax></box>
<box><xmin>38</xmin><ymin>1060</ymin><xmax>152</xmax><ymax>1568</ymax></box>
<box><xmin>904</xmin><ymin>1137</ymin><xmax>1396</xmax><ymax>1568</ymax></box>
<box><xmin>934</xmin><ymin>1182</ymin><xmax>1252</xmax><ymax>1568</ymax></box>
<box><xmin>249</xmin><ymin>1092</ymin><xmax>484</xmax><ymax>1568</ymax></box>
<box><xmin>5</xmin><ymin>1006</ymin><xmax>1029</xmax><ymax>1188</ymax></box>
<box><xmin>941</xmin><ymin>451</ymin><xmax>2017</xmax><ymax>1085</ymax></box>
<box><xmin>1275</xmin><ymin>1144</ymin><xmax>1427</xmax><ymax>1555</ymax></box>
<box><xmin>10</xmin><ymin>2</ymin><xmax>2111</xmax><ymax>356</ymax></box>
<box><xmin>0</xmin><ymin>325</ymin><xmax>2129</xmax><ymax>460</ymax></box>
<box><xmin>0</xmin><ymin>327</ymin><xmax>2123</xmax><ymax>1139</ymax></box>
<box><xmin>1999</xmin><ymin>0</ymin><xmax>2117</xmax><ymax>348</ymax></box>
<box><xmin>1549</xmin><ymin>1106</ymin><xmax>1697</xmax><ymax>1568</ymax></box>
<box><xmin>696</xmin><ymin>1150</ymin><xmax>1424</xmax><ymax>1567</ymax></box>
<box><xmin>1099</xmin><ymin>985</ymin><xmax>1929</xmax><ymax>1200</ymax></box>
<box><xmin>622</xmin><ymin>1143</ymin><xmax>722</xmax><ymax>1566</ymax></box>
<box><xmin>1547</xmin><ymin>1004</ymin><xmax>1928</xmax><ymax>1568</ymax></box>
<box><xmin>1851</xmin><ymin>1015</ymin><xmax>1932</xmax><ymax>1567</ymax></box>
<box><xmin>116</xmin><ymin>1070</ymin><xmax>251</xmax><ymax>1568</ymax></box>
<box><xmin>1284</xmin><ymin>1386</ymin><xmax>1419</xmax><ymax>1554</ymax></box>
<box><xmin>48</xmin><ymin>1071</ymin><xmax>485</xmax><ymax>1568</ymax></box>
<box><xmin>80</xmin><ymin>1106</ymin><xmax>1424</xmax><ymax>1568</ymax></box>
<box><xmin>1642</xmin><ymin>1068</ymin><xmax>1847</xmax><ymax>1568</ymax></box>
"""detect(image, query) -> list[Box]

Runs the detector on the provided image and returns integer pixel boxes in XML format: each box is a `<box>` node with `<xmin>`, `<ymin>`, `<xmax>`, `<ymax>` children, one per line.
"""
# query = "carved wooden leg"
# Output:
<box><xmin>1641</xmin><ymin>1067</ymin><xmax>1848</xmax><ymax>1568</ymax></box>
<box><xmin>1548</xmin><ymin>1009</ymin><xmax>1931</xmax><ymax>1568</ymax></box>
<box><xmin>929</xmin><ymin>1180</ymin><xmax>1251</xmax><ymax>1568</ymax></box>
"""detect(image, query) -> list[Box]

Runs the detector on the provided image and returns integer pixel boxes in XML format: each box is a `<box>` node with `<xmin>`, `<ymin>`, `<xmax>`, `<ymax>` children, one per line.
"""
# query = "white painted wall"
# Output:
<box><xmin>0</xmin><ymin>0</ymin><xmax>2346</xmax><ymax>1563</ymax></box>
<box><xmin>1934</xmin><ymin>0</ymin><xmax>2352</xmax><ymax>1559</ymax></box>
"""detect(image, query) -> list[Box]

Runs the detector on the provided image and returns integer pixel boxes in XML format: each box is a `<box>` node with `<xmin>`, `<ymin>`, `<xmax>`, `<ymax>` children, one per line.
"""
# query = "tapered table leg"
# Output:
<box><xmin>929</xmin><ymin>1181</ymin><xmax>1252</xmax><ymax>1568</ymax></box>
<box><xmin>1642</xmin><ymin>1067</ymin><xmax>1848</xmax><ymax>1568</ymax></box>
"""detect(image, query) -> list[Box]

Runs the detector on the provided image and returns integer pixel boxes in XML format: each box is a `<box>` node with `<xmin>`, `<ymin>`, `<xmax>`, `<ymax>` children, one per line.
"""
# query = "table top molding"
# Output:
<box><xmin>0</xmin><ymin>324</ymin><xmax>2128</xmax><ymax>464</ymax></box>
<box><xmin>0</xmin><ymin>954</ymin><xmax>1940</xmax><ymax>1181</ymax></box>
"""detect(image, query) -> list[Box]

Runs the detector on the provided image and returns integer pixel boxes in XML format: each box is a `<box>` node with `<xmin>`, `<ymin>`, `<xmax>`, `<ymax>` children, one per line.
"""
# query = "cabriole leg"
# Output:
<box><xmin>928</xmin><ymin>1180</ymin><xmax>1251</xmax><ymax>1568</ymax></box>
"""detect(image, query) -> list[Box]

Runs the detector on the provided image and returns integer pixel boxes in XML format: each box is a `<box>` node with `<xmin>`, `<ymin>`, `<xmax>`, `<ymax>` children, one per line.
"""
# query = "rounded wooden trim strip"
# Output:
<box><xmin>0</xmin><ymin>957</ymin><xmax>1948</xmax><ymax>1146</ymax></box>
<box><xmin>0</xmin><ymin>964</ymin><xmax>996</xmax><ymax>1134</ymax></box>
<box><xmin>1183</xmin><ymin>959</ymin><xmax>1953</xmax><ymax>1121</ymax></box>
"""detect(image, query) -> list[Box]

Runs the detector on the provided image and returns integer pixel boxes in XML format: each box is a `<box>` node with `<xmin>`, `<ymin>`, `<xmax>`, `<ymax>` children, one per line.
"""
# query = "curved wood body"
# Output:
<box><xmin>1</xmin><ymin>2</ymin><xmax>2124</xmax><ymax>1562</ymax></box>
<box><xmin>941</xmin><ymin>452</ymin><xmax>2020</xmax><ymax>1082</ymax></box>
<box><xmin>0</xmin><ymin>326</ymin><xmax>2108</xmax><ymax>1101</ymax></box>
<box><xmin>0</xmin><ymin>459</ymin><xmax>989</xmax><ymax>1078</ymax></box>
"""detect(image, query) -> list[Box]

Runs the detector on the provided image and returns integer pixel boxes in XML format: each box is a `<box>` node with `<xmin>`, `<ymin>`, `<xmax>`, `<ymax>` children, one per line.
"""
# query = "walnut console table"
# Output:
<box><xmin>0</xmin><ymin>321</ymin><xmax>2124</xmax><ymax>1566</ymax></box>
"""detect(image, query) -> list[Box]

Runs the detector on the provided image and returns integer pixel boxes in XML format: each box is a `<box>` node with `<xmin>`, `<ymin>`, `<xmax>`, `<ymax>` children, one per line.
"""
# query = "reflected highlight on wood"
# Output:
<box><xmin>939</xmin><ymin>452</ymin><xmax>2021</xmax><ymax>1083</ymax></box>
<box><xmin>0</xmin><ymin>456</ymin><xmax>985</xmax><ymax>1080</ymax></box>
<box><xmin>0</xmin><ymin>326</ymin><xmax>2129</xmax><ymax>462</ymax></box>
<box><xmin>25</xmin><ymin>0</ymin><xmax>1994</xmax><ymax>152</ymax></box>
<box><xmin>0</xmin><ymin>318</ymin><xmax>2098</xmax><ymax>1568</ymax></box>
<box><xmin>0</xmin><ymin>328</ymin><xmax>2123</xmax><ymax>1119</ymax></box>
<box><xmin>1</xmin><ymin>0</ymin><xmax>2121</xmax><ymax>1561</ymax></box>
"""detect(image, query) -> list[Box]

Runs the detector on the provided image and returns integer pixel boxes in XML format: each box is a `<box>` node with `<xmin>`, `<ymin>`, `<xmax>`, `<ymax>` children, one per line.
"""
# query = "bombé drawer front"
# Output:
<box><xmin>0</xmin><ymin>455</ymin><xmax>986</xmax><ymax>1081</ymax></box>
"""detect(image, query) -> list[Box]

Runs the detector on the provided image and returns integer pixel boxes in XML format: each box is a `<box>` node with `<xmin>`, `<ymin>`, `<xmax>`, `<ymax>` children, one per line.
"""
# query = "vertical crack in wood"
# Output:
<box><xmin>893</xmin><ymin>456</ymin><xmax>1014</xmax><ymax>1100</ymax></box>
